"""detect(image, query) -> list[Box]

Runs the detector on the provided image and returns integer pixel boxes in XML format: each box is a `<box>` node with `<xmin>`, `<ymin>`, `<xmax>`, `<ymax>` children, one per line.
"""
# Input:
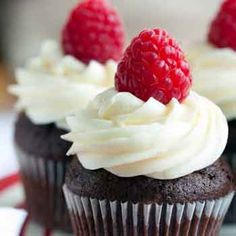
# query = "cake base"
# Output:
<box><xmin>65</xmin><ymin>158</ymin><xmax>234</xmax><ymax>204</ymax></box>
<box><xmin>64</xmin><ymin>158</ymin><xmax>235</xmax><ymax>235</ymax></box>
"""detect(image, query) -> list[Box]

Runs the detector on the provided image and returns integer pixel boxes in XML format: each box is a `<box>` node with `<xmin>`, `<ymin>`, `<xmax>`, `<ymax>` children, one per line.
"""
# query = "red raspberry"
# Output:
<box><xmin>62</xmin><ymin>0</ymin><xmax>125</xmax><ymax>64</ymax></box>
<box><xmin>208</xmin><ymin>0</ymin><xmax>236</xmax><ymax>50</ymax></box>
<box><xmin>115</xmin><ymin>29</ymin><xmax>192</xmax><ymax>104</ymax></box>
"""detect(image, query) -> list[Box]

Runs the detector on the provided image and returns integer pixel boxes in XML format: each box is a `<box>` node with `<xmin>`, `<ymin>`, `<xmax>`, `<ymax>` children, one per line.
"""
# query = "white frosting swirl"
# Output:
<box><xmin>186</xmin><ymin>42</ymin><xmax>236</xmax><ymax>121</ymax></box>
<box><xmin>9</xmin><ymin>40</ymin><xmax>117</xmax><ymax>129</ymax></box>
<box><xmin>63</xmin><ymin>88</ymin><xmax>228</xmax><ymax>180</ymax></box>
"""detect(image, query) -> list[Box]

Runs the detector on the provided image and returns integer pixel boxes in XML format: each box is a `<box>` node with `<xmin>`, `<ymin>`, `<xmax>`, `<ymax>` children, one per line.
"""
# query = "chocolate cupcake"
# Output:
<box><xmin>15</xmin><ymin>113</ymin><xmax>71</xmax><ymax>231</ymax></box>
<box><xmin>63</xmin><ymin>28</ymin><xmax>235</xmax><ymax>235</ymax></box>
<box><xmin>9</xmin><ymin>0</ymin><xmax>125</xmax><ymax>231</ymax></box>
<box><xmin>64</xmin><ymin>158</ymin><xmax>233</xmax><ymax>235</ymax></box>
<box><xmin>186</xmin><ymin>0</ymin><xmax>236</xmax><ymax>224</ymax></box>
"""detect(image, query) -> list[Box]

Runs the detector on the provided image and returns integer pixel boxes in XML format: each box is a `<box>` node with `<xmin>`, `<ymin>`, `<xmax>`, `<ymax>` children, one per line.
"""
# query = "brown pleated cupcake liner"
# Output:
<box><xmin>15</xmin><ymin>145</ymin><xmax>71</xmax><ymax>232</ymax></box>
<box><xmin>223</xmin><ymin>153</ymin><xmax>236</xmax><ymax>224</ymax></box>
<box><xmin>63</xmin><ymin>184</ymin><xmax>234</xmax><ymax>236</ymax></box>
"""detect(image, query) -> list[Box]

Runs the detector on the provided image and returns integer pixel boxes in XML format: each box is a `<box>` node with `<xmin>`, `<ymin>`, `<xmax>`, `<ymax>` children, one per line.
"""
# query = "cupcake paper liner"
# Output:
<box><xmin>63</xmin><ymin>185</ymin><xmax>234</xmax><ymax>236</ymax></box>
<box><xmin>15</xmin><ymin>145</ymin><xmax>71</xmax><ymax>232</ymax></box>
<box><xmin>223</xmin><ymin>153</ymin><xmax>236</xmax><ymax>224</ymax></box>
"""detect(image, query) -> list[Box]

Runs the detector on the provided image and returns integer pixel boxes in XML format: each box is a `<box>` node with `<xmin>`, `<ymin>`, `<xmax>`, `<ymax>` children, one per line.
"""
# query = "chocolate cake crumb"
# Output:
<box><xmin>66</xmin><ymin>158</ymin><xmax>234</xmax><ymax>204</ymax></box>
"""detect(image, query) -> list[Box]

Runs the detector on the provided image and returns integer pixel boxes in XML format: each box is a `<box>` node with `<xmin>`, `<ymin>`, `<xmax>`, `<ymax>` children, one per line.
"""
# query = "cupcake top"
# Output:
<box><xmin>9</xmin><ymin>0</ymin><xmax>125</xmax><ymax>129</ymax></box>
<box><xmin>186</xmin><ymin>43</ymin><xmax>236</xmax><ymax>121</ymax></box>
<box><xmin>63</xmin><ymin>28</ymin><xmax>228</xmax><ymax>180</ymax></box>
<box><xmin>9</xmin><ymin>40</ymin><xmax>116</xmax><ymax>129</ymax></box>
<box><xmin>186</xmin><ymin>0</ymin><xmax>236</xmax><ymax>121</ymax></box>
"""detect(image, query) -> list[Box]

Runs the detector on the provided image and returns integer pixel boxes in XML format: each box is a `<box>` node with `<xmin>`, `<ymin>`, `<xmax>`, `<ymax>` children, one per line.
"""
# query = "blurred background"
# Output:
<box><xmin>0</xmin><ymin>0</ymin><xmax>222</xmax><ymax>67</ymax></box>
<box><xmin>0</xmin><ymin>0</ymin><xmax>222</xmax><ymax>110</ymax></box>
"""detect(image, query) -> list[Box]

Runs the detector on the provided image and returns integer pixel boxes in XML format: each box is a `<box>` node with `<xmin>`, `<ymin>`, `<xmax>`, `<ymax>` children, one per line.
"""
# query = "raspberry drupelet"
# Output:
<box><xmin>115</xmin><ymin>29</ymin><xmax>192</xmax><ymax>104</ymax></box>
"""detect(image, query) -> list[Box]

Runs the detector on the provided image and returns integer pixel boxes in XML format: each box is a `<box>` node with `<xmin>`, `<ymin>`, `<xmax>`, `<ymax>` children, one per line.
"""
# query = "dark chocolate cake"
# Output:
<box><xmin>15</xmin><ymin>113</ymin><xmax>70</xmax><ymax>161</ymax></box>
<box><xmin>223</xmin><ymin>120</ymin><xmax>236</xmax><ymax>224</ymax></box>
<box><xmin>225</xmin><ymin>120</ymin><xmax>236</xmax><ymax>154</ymax></box>
<box><xmin>66</xmin><ymin>158</ymin><xmax>234</xmax><ymax>204</ymax></box>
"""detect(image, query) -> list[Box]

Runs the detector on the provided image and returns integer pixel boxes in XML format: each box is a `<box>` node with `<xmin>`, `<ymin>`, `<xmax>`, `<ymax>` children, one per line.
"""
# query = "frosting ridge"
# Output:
<box><xmin>186</xmin><ymin>42</ymin><xmax>236</xmax><ymax>120</ymax></box>
<box><xmin>9</xmin><ymin>40</ymin><xmax>117</xmax><ymax>128</ymax></box>
<box><xmin>63</xmin><ymin>88</ymin><xmax>228</xmax><ymax>179</ymax></box>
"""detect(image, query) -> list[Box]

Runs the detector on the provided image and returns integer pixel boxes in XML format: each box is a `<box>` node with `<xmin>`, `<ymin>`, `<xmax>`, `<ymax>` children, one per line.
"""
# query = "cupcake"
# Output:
<box><xmin>9</xmin><ymin>0</ymin><xmax>125</xmax><ymax>231</ymax></box>
<box><xmin>186</xmin><ymin>0</ymin><xmax>236</xmax><ymax>223</ymax></box>
<box><xmin>63</xmin><ymin>28</ymin><xmax>235</xmax><ymax>235</ymax></box>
